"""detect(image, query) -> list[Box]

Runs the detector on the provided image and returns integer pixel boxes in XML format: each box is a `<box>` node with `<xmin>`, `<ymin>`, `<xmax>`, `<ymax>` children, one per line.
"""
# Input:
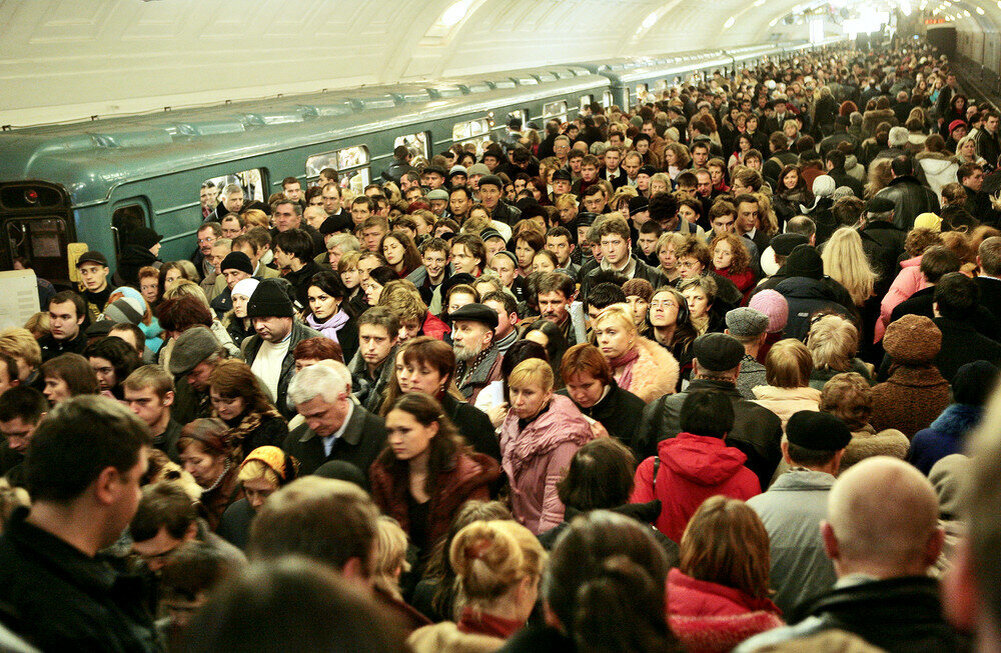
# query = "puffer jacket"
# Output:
<box><xmin>668</xmin><ymin>568</ymin><xmax>783</xmax><ymax>653</ymax></box>
<box><xmin>916</xmin><ymin>154</ymin><xmax>958</xmax><ymax>201</ymax></box>
<box><xmin>611</xmin><ymin>336</ymin><xmax>679</xmax><ymax>404</ymax></box>
<box><xmin>370</xmin><ymin>451</ymin><xmax>500</xmax><ymax>552</ymax></box>
<box><xmin>752</xmin><ymin>385</ymin><xmax>821</xmax><ymax>430</ymax></box>
<box><xmin>877</xmin><ymin>255</ymin><xmax>925</xmax><ymax>342</ymax></box>
<box><xmin>499</xmin><ymin>395</ymin><xmax>595</xmax><ymax>534</ymax></box>
<box><xmin>630</xmin><ymin>432</ymin><xmax>760</xmax><ymax>542</ymax></box>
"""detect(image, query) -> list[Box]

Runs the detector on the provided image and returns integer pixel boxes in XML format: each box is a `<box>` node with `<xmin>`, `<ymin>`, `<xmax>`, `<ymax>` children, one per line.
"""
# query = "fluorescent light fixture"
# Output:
<box><xmin>440</xmin><ymin>0</ymin><xmax>472</xmax><ymax>28</ymax></box>
<box><xmin>724</xmin><ymin>16</ymin><xmax>736</xmax><ymax>29</ymax></box>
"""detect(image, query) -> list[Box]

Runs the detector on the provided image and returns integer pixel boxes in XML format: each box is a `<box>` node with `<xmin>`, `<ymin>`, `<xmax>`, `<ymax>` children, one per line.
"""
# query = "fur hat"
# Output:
<box><xmin>882</xmin><ymin>314</ymin><xmax>942</xmax><ymax>364</ymax></box>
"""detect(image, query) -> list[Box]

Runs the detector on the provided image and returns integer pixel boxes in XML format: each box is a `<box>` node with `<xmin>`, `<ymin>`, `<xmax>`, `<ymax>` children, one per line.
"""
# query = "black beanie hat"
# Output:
<box><xmin>784</xmin><ymin>244</ymin><xmax>824</xmax><ymax>280</ymax></box>
<box><xmin>220</xmin><ymin>251</ymin><xmax>254</xmax><ymax>276</ymax></box>
<box><xmin>952</xmin><ymin>360</ymin><xmax>999</xmax><ymax>406</ymax></box>
<box><xmin>131</xmin><ymin>226</ymin><xmax>162</xmax><ymax>250</ymax></box>
<box><xmin>246</xmin><ymin>279</ymin><xmax>294</xmax><ymax>319</ymax></box>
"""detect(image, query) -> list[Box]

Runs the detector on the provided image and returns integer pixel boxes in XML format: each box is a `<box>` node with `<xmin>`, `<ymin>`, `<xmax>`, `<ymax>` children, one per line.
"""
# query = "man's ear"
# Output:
<box><xmin>820</xmin><ymin>520</ymin><xmax>839</xmax><ymax>562</ymax></box>
<box><xmin>93</xmin><ymin>466</ymin><xmax>121</xmax><ymax>506</ymax></box>
<box><xmin>163</xmin><ymin>390</ymin><xmax>175</xmax><ymax>408</ymax></box>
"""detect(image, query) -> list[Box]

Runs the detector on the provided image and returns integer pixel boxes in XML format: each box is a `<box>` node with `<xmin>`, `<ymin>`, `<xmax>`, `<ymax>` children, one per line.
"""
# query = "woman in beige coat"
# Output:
<box><xmin>752</xmin><ymin>339</ymin><xmax>821</xmax><ymax>430</ymax></box>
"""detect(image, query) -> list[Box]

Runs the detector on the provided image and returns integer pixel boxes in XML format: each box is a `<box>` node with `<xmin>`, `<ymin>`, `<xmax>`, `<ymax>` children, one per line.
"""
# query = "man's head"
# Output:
<box><xmin>959</xmin><ymin>162</ymin><xmax>984</xmax><ymax>192</ymax></box>
<box><xmin>288</xmin><ymin>364</ymin><xmax>353</xmax><ymax>438</ymax></box>
<box><xmin>357</xmin><ymin>307</ymin><xmax>400</xmax><ymax>370</ymax></box>
<box><xmin>0</xmin><ymin>386</ymin><xmax>47</xmax><ymax>455</ymax></box>
<box><xmin>122</xmin><ymin>365</ymin><xmax>175</xmax><ymax>431</ymax></box>
<box><xmin>248</xmin><ymin>476</ymin><xmax>379</xmax><ymax>584</ymax></box>
<box><xmin>934</xmin><ymin>271</ymin><xmax>979</xmax><ymax>320</ymax></box>
<box><xmin>979</xmin><ymin>236</ymin><xmax>1001</xmax><ymax>278</ymax></box>
<box><xmin>222</xmin><ymin>184</ymin><xmax>244</xmax><ymax>213</ymax></box>
<box><xmin>823</xmin><ymin>457</ymin><xmax>942</xmax><ymax>579</ymax></box>
<box><xmin>592</xmin><ymin>216</ymin><xmax>632</xmax><ymax>268</ymax></box>
<box><xmin>246</xmin><ymin>280</ymin><xmax>295</xmax><ymax>343</ymax></box>
<box><xmin>582</xmin><ymin>185</ymin><xmax>606</xmax><ymax>214</ymax></box>
<box><xmin>130</xmin><ymin>481</ymin><xmax>199</xmax><ymax>571</ymax></box>
<box><xmin>321</xmin><ymin>183</ymin><xmax>342</xmax><ymax>216</ymax></box>
<box><xmin>47</xmin><ymin>291</ymin><xmax>86</xmax><ymax>342</ymax></box>
<box><xmin>282</xmin><ymin>176</ymin><xmax>302</xmax><ymax>202</ymax></box>
<box><xmin>220</xmin><ymin>252</ymin><xmax>254</xmax><ymax>290</ymax></box>
<box><xmin>709</xmin><ymin>201</ymin><xmax>737</xmax><ymax>236</ymax></box>
<box><xmin>691</xmin><ymin>141</ymin><xmax>710</xmax><ymax>168</ymax></box>
<box><xmin>271</xmin><ymin>200</ymin><xmax>303</xmax><ymax>232</ymax></box>
<box><xmin>25</xmin><ymin>395</ymin><xmax>150</xmax><ymax>549</ymax></box>
<box><xmin>208</xmin><ymin>238</ymin><xmax>232</xmax><ymax>274</ymax></box>
<box><xmin>449</xmin><ymin>303</ymin><xmax>498</xmax><ymax>362</ymax></box>
<box><xmin>448</xmin><ymin>186</ymin><xmax>472</xmax><ymax>219</ymax></box>
<box><xmin>679</xmin><ymin>390</ymin><xmax>734</xmax><ymax>439</ymax></box>
<box><xmin>350</xmin><ymin>196</ymin><xmax>374</xmax><ymax>227</ymax></box>
<box><xmin>75</xmin><ymin>251</ymin><xmax>109</xmax><ymax>294</ymax></box>
<box><xmin>536</xmin><ymin>272</ymin><xmax>575</xmax><ymax>326</ymax></box>
<box><xmin>220</xmin><ymin>213</ymin><xmax>245</xmax><ymax>240</ymax></box>
<box><xmin>545</xmin><ymin>227</ymin><xmax>575</xmax><ymax>267</ymax></box>
<box><xmin>783</xmin><ymin>410</ymin><xmax>851</xmax><ymax>471</ymax></box>
<box><xmin>986</xmin><ymin>111</ymin><xmax>1000</xmax><ymax>134</ymax></box>
<box><xmin>691</xmin><ymin>332</ymin><xmax>744</xmax><ymax>382</ymax></box>
<box><xmin>272</xmin><ymin>229</ymin><xmax>313</xmax><ymax>269</ymax></box>
<box><xmin>734</xmin><ymin>194</ymin><xmax>760</xmax><ymax>234</ymax></box>
<box><xmin>168</xmin><ymin>326</ymin><xmax>224</xmax><ymax>391</ymax></box>
<box><xmin>481</xmin><ymin>291</ymin><xmax>518</xmax><ymax>341</ymax></box>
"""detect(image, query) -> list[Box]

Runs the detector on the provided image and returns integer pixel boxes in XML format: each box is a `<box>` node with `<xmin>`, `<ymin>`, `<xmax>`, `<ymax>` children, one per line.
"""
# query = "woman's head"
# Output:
<box><xmin>177</xmin><ymin>418</ymin><xmax>233</xmax><ymax>488</ymax></box>
<box><xmin>680</xmin><ymin>496</ymin><xmax>771</xmax><ymax>600</ymax></box>
<box><xmin>450</xmin><ymin>520</ymin><xmax>546</xmax><ymax>621</ymax></box>
<box><xmin>765</xmin><ymin>338</ymin><xmax>813</xmax><ymax>388</ymax></box>
<box><xmin>208</xmin><ymin>360</ymin><xmax>274</xmax><ymax>423</ymax></box>
<box><xmin>819</xmin><ymin>372</ymin><xmax>872</xmax><ymax>430</ymax></box>
<box><xmin>710</xmin><ymin>232</ymin><xmax>751</xmax><ymax>275</ymax></box>
<box><xmin>237</xmin><ymin>446</ymin><xmax>300</xmax><ymax>511</ymax></box>
<box><xmin>779</xmin><ymin>165</ymin><xmax>802</xmax><ymax>192</ymax></box>
<box><xmin>384</xmin><ymin>392</ymin><xmax>459</xmax><ymax>463</ymax></box>
<box><xmin>84</xmin><ymin>337</ymin><xmax>141</xmax><ymax>396</ymax></box>
<box><xmin>507</xmin><ymin>358</ymin><xmax>555</xmax><ymax>419</ymax></box>
<box><xmin>396</xmin><ymin>336</ymin><xmax>455</xmax><ymax>396</ymax></box>
<box><xmin>521</xmin><ymin>319</ymin><xmax>568</xmax><ymax>376</ymax></box>
<box><xmin>379</xmin><ymin>231</ymin><xmax>421</xmax><ymax>273</ymax></box>
<box><xmin>649</xmin><ymin>287</ymin><xmax>689</xmax><ymax>328</ymax></box>
<box><xmin>545</xmin><ymin>511</ymin><xmax>672</xmax><ymax>651</ymax></box>
<box><xmin>307</xmin><ymin>271</ymin><xmax>348</xmax><ymax>322</ymax></box>
<box><xmin>656</xmin><ymin>232</ymin><xmax>686</xmax><ymax>272</ymax></box>
<box><xmin>338</xmin><ymin>251</ymin><xmax>362</xmax><ymax>289</ymax></box>
<box><xmin>807</xmin><ymin>314</ymin><xmax>859</xmax><ymax>372</ymax></box>
<box><xmin>592</xmin><ymin>304</ymin><xmax>638</xmax><ymax>361</ymax></box>
<box><xmin>678</xmin><ymin>275</ymin><xmax>717</xmax><ymax>320</ymax></box>
<box><xmin>40</xmin><ymin>353</ymin><xmax>98</xmax><ymax>404</ymax></box>
<box><xmin>560</xmin><ymin>343</ymin><xmax>614</xmax><ymax>409</ymax></box>
<box><xmin>557</xmin><ymin>438</ymin><xmax>636</xmax><ymax>511</ymax></box>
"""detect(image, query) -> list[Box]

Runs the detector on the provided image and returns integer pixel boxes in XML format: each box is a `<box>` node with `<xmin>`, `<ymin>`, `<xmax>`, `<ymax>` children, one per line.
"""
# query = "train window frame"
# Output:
<box><xmin>201</xmin><ymin>168</ymin><xmax>268</xmax><ymax>214</ymax></box>
<box><xmin>452</xmin><ymin>117</ymin><xmax>492</xmax><ymax>155</ymax></box>
<box><xmin>602</xmin><ymin>90</ymin><xmax>614</xmax><ymax>109</ymax></box>
<box><xmin>306</xmin><ymin>146</ymin><xmax>371</xmax><ymax>195</ymax></box>
<box><xmin>393</xmin><ymin>132</ymin><xmax>430</xmax><ymax>166</ymax></box>
<box><xmin>542</xmin><ymin>100</ymin><xmax>568</xmax><ymax>122</ymax></box>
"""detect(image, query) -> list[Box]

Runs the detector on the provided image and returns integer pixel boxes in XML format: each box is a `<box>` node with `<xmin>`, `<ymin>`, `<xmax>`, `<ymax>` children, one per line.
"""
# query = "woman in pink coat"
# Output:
<box><xmin>499</xmin><ymin>358</ymin><xmax>595</xmax><ymax>535</ymax></box>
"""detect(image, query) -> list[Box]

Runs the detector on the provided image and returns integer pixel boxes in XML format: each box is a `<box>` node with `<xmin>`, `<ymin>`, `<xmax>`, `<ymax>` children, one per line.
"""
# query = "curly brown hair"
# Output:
<box><xmin>709</xmin><ymin>232</ymin><xmax>751</xmax><ymax>275</ymax></box>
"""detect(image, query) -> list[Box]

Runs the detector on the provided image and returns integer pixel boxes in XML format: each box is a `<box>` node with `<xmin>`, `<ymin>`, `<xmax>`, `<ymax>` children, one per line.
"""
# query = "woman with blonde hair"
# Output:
<box><xmin>373</xmin><ymin>516</ymin><xmax>411</xmax><ymax>602</ymax></box>
<box><xmin>821</xmin><ymin>227</ymin><xmax>877</xmax><ymax>337</ymax></box>
<box><xmin>806</xmin><ymin>314</ymin><xmax>872</xmax><ymax>390</ymax></box>
<box><xmin>752</xmin><ymin>339</ymin><xmax>821</xmax><ymax>429</ymax></box>
<box><xmin>499</xmin><ymin>359</ymin><xmax>594</xmax><ymax>534</ymax></box>
<box><xmin>864</xmin><ymin>158</ymin><xmax>893</xmax><ymax>199</ymax></box>
<box><xmin>591</xmin><ymin>304</ymin><xmax>679</xmax><ymax>403</ymax></box>
<box><xmin>668</xmin><ymin>496</ymin><xmax>782</xmax><ymax>652</ymax></box>
<box><xmin>656</xmin><ymin>232</ymin><xmax>687</xmax><ymax>282</ymax></box>
<box><xmin>408</xmin><ymin>520</ymin><xmax>546</xmax><ymax>651</ymax></box>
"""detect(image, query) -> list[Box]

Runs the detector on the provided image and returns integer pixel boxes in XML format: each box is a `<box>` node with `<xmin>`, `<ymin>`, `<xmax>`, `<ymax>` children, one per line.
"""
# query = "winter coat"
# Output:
<box><xmin>241</xmin><ymin>321</ymin><xmax>323</xmax><ymax>419</ymax></box>
<box><xmin>874</xmin><ymin>175</ymin><xmax>940</xmax><ymax>231</ymax></box>
<box><xmin>441</xmin><ymin>393</ymin><xmax>501</xmax><ymax>462</ymax></box>
<box><xmin>115</xmin><ymin>244</ymin><xmax>160</xmax><ymax>288</ymax></box>
<box><xmin>908</xmin><ymin>404</ymin><xmax>982</xmax><ymax>475</ymax></box>
<box><xmin>859</xmin><ymin>221</ymin><xmax>906</xmax><ymax>297</ymax></box>
<box><xmin>456</xmin><ymin>345</ymin><xmax>504</xmax><ymax>406</ymax></box>
<box><xmin>841</xmin><ymin>424</ymin><xmax>909</xmax><ymax>471</ymax></box>
<box><xmin>636</xmin><ymin>379</ymin><xmax>783</xmax><ymax>490</ymax></box>
<box><xmin>751</xmin><ymin>385</ymin><xmax>821</xmax><ymax>431</ymax></box>
<box><xmin>933</xmin><ymin>317</ymin><xmax>1001</xmax><ymax>383</ymax></box>
<box><xmin>734</xmin><ymin>576</ymin><xmax>963</xmax><ymax>653</ymax></box>
<box><xmin>916</xmin><ymin>154</ymin><xmax>958</xmax><ymax>201</ymax></box>
<box><xmin>870</xmin><ymin>365</ymin><xmax>951</xmax><ymax>438</ymax></box>
<box><xmin>370</xmin><ymin>451</ymin><xmax>500</xmax><ymax>552</ymax></box>
<box><xmin>557</xmin><ymin>380</ymin><xmax>646</xmax><ymax>456</ymax></box>
<box><xmin>667</xmin><ymin>568</ymin><xmax>783</xmax><ymax>653</ymax></box>
<box><xmin>747</xmin><ymin>470</ymin><xmax>837</xmax><ymax>616</ymax></box>
<box><xmin>499</xmin><ymin>395</ymin><xmax>595</xmax><ymax>534</ymax></box>
<box><xmin>608</xmin><ymin>336</ymin><xmax>679</xmax><ymax>404</ymax></box>
<box><xmin>630</xmin><ymin>432</ymin><xmax>760</xmax><ymax>543</ymax></box>
<box><xmin>282</xmin><ymin>403</ymin><xmax>387</xmax><ymax>478</ymax></box>
<box><xmin>201</xmin><ymin>465</ymin><xmax>243</xmax><ymax>532</ymax></box>
<box><xmin>861</xmin><ymin>109</ymin><xmax>897</xmax><ymax>139</ymax></box>
<box><xmin>774</xmin><ymin>277</ymin><xmax>854</xmax><ymax>342</ymax></box>
<box><xmin>408</xmin><ymin>623</ymin><xmax>503</xmax><ymax>653</ymax></box>
<box><xmin>877</xmin><ymin>255</ymin><xmax>925</xmax><ymax>342</ymax></box>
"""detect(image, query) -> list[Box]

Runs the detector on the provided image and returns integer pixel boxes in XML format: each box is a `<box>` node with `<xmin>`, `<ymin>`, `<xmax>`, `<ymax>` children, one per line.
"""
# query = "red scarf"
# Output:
<box><xmin>457</xmin><ymin>607</ymin><xmax>523</xmax><ymax>639</ymax></box>
<box><xmin>607</xmin><ymin>346</ymin><xmax>640</xmax><ymax>391</ymax></box>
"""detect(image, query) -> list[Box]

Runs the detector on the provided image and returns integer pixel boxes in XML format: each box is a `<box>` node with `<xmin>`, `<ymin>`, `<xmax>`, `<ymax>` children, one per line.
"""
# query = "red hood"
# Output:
<box><xmin>658</xmin><ymin>433</ymin><xmax>748</xmax><ymax>486</ymax></box>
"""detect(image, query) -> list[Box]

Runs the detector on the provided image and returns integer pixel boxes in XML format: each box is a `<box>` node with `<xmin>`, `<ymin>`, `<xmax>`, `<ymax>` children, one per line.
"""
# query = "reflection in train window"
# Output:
<box><xmin>543</xmin><ymin>100</ymin><xmax>568</xmax><ymax>122</ymax></box>
<box><xmin>394</xmin><ymin>132</ymin><xmax>430</xmax><ymax>165</ymax></box>
<box><xmin>579</xmin><ymin>95</ymin><xmax>593</xmax><ymax>113</ymax></box>
<box><xmin>201</xmin><ymin>169</ymin><xmax>266</xmax><ymax>215</ymax></box>
<box><xmin>635</xmin><ymin>84</ymin><xmax>648</xmax><ymax>102</ymax></box>
<box><xmin>452</xmin><ymin>118</ymin><xmax>491</xmax><ymax>155</ymax></box>
<box><xmin>508</xmin><ymin>109</ymin><xmax>527</xmax><ymax>126</ymax></box>
<box><xmin>306</xmin><ymin>146</ymin><xmax>371</xmax><ymax>195</ymax></box>
<box><xmin>602</xmin><ymin>90</ymin><xmax>614</xmax><ymax>109</ymax></box>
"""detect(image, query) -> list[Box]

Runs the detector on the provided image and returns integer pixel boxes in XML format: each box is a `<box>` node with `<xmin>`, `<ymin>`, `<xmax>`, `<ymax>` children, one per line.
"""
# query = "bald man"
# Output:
<box><xmin>736</xmin><ymin>457</ymin><xmax>962</xmax><ymax>652</ymax></box>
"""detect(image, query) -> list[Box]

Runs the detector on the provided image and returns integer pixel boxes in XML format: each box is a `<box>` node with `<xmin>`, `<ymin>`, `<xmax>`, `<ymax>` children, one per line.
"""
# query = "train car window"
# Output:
<box><xmin>508</xmin><ymin>109</ymin><xmax>527</xmax><ymax>126</ymax></box>
<box><xmin>394</xmin><ymin>133</ymin><xmax>430</xmax><ymax>165</ymax></box>
<box><xmin>579</xmin><ymin>95</ymin><xmax>593</xmax><ymax>113</ymax></box>
<box><xmin>111</xmin><ymin>203</ymin><xmax>148</xmax><ymax>260</ymax></box>
<box><xmin>201</xmin><ymin>169</ymin><xmax>267</xmax><ymax>212</ymax></box>
<box><xmin>452</xmin><ymin>118</ymin><xmax>491</xmax><ymax>155</ymax></box>
<box><xmin>635</xmin><ymin>84</ymin><xmax>649</xmax><ymax>102</ymax></box>
<box><xmin>542</xmin><ymin>101</ymin><xmax>568</xmax><ymax>123</ymax></box>
<box><xmin>602</xmin><ymin>91</ymin><xmax>614</xmax><ymax>109</ymax></box>
<box><xmin>306</xmin><ymin>146</ymin><xmax>371</xmax><ymax>195</ymax></box>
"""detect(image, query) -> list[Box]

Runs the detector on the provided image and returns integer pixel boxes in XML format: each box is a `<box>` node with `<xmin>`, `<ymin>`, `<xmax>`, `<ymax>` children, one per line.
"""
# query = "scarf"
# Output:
<box><xmin>306</xmin><ymin>309</ymin><xmax>350</xmax><ymax>342</ymax></box>
<box><xmin>225</xmin><ymin>406</ymin><xmax>284</xmax><ymax>459</ymax></box>
<box><xmin>608</xmin><ymin>346</ymin><xmax>640</xmax><ymax>391</ymax></box>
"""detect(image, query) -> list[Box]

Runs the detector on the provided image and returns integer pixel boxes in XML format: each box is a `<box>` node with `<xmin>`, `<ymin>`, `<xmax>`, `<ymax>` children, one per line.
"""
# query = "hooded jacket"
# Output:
<box><xmin>908</xmin><ymin>403</ymin><xmax>982</xmax><ymax>475</ymax></box>
<box><xmin>774</xmin><ymin>276</ymin><xmax>853</xmax><ymax>342</ymax></box>
<box><xmin>499</xmin><ymin>395</ymin><xmax>595</xmax><ymax>534</ymax></box>
<box><xmin>916</xmin><ymin>155</ymin><xmax>958</xmax><ymax>201</ymax></box>
<box><xmin>668</xmin><ymin>568</ymin><xmax>783</xmax><ymax>653</ymax></box>
<box><xmin>630</xmin><ymin>432</ymin><xmax>760</xmax><ymax>543</ymax></box>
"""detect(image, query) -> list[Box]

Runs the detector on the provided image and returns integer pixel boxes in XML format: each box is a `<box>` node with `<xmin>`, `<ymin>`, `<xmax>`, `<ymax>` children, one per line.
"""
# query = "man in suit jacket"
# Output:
<box><xmin>282</xmin><ymin>363</ymin><xmax>387</xmax><ymax>479</ymax></box>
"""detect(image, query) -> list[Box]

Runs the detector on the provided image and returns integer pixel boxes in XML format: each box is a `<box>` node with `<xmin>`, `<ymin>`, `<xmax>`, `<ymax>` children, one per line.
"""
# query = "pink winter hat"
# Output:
<box><xmin>748</xmin><ymin>290</ymin><xmax>788</xmax><ymax>333</ymax></box>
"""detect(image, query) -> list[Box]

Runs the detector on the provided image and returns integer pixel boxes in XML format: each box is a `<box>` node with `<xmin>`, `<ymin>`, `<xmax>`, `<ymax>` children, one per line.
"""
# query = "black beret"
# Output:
<box><xmin>577</xmin><ymin>211</ymin><xmax>600</xmax><ymax>227</ymax></box>
<box><xmin>770</xmin><ymin>233</ymin><xmax>809</xmax><ymax>257</ymax></box>
<box><xmin>552</xmin><ymin>169</ymin><xmax>573</xmax><ymax>182</ymax></box>
<box><xmin>448</xmin><ymin>302</ymin><xmax>498</xmax><ymax>330</ymax></box>
<box><xmin>638</xmin><ymin>165</ymin><xmax>658</xmax><ymax>177</ymax></box>
<box><xmin>866</xmin><ymin>197</ymin><xmax>896</xmax><ymax>213</ymax></box>
<box><xmin>692</xmin><ymin>333</ymin><xmax>744</xmax><ymax>372</ymax></box>
<box><xmin>478</xmin><ymin>175</ymin><xmax>503</xmax><ymax>190</ymax></box>
<box><xmin>786</xmin><ymin>411</ymin><xmax>852</xmax><ymax>451</ymax></box>
<box><xmin>628</xmin><ymin>196</ymin><xmax>650</xmax><ymax>214</ymax></box>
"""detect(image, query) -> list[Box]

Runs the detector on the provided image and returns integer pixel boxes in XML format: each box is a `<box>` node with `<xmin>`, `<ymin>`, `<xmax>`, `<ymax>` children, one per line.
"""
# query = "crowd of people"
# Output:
<box><xmin>3</xmin><ymin>36</ymin><xmax>1001</xmax><ymax>652</ymax></box>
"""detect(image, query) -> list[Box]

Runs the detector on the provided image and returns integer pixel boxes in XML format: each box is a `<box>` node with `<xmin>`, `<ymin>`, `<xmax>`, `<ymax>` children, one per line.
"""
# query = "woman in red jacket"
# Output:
<box><xmin>668</xmin><ymin>496</ymin><xmax>783</xmax><ymax>653</ymax></box>
<box><xmin>370</xmin><ymin>393</ymin><xmax>500</xmax><ymax>556</ymax></box>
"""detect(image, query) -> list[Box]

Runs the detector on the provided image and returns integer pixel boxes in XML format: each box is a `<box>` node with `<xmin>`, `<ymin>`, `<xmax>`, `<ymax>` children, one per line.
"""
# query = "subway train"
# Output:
<box><xmin>0</xmin><ymin>39</ymin><xmax>837</xmax><ymax>285</ymax></box>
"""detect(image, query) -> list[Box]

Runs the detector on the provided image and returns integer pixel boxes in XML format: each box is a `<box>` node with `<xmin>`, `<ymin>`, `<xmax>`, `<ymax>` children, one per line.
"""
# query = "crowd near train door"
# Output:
<box><xmin>0</xmin><ymin>181</ymin><xmax>74</xmax><ymax>285</ymax></box>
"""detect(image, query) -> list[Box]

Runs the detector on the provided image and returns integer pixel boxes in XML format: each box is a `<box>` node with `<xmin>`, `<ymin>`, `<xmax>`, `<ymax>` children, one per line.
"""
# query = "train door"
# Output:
<box><xmin>0</xmin><ymin>181</ymin><xmax>74</xmax><ymax>284</ymax></box>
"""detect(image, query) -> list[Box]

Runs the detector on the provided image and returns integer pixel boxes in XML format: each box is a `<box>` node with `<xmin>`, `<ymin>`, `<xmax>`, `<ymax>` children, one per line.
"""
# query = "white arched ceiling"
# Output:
<box><xmin>0</xmin><ymin>0</ymin><xmax>997</xmax><ymax>128</ymax></box>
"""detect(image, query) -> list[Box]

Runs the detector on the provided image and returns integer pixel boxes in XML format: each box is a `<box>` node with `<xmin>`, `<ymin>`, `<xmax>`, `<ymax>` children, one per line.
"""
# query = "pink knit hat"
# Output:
<box><xmin>748</xmin><ymin>290</ymin><xmax>788</xmax><ymax>333</ymax></box>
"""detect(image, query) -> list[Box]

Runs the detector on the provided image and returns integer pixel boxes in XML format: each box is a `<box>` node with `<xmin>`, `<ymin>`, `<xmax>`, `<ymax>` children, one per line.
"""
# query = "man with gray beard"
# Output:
<box><xmin>449</xmin><ymin>303</ymin><xmax>503</xmax><ymax>404</ymax></box>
